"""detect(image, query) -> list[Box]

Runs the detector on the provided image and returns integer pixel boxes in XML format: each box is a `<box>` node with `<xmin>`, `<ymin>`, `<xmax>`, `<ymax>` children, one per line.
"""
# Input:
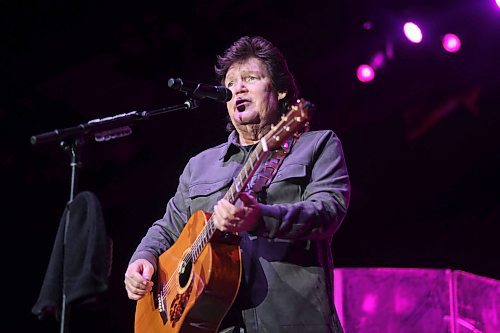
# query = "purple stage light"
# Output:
<box><xmin>403</xmin><ymin>22</ymin><xmax>423</xmax><ymax>43</ymax></box>
<box><xmin>356</xmin><ymin>64</ymin><xmax>375</xmax><ymax>83</ymax></box>
<box><xmin>497</xmin><ymin>0</ymin><xmax>500</xmax><ymax>9</ymax></box>
<box><xmin>371</xmin><ymin>52</ymin><xmax>385</xmax><ymax>70</ymax></box>
<box><xmin>442</xmin><ymin>33</ymin><xmax>461</xmax><ymax>53</ymax></box>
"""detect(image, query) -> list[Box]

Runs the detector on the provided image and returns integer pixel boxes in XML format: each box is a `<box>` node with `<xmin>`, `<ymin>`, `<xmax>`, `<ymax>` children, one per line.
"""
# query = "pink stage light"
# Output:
<box><xmin>403</xmin><ymin>22</ymin><xmax>423</xmax><ymax>43</ymax></box>
<box><xmin>356</xmin><ymin>64</ymin><xmax>375</xmax><ymax>83</ymax></box>
<box><xmin>496</xmin><ymin>0</ymin><xmax>500</xmax><ymax>8</ymax></box>
<box><xmin>371</xmin><ymin>52</ymin><xmax>385</xmax><ymax>70</ymax></box>
<box><xmin>442</xmin><ymin>33</ymin><xmax>461</xmax><ymax>53</ymax></box>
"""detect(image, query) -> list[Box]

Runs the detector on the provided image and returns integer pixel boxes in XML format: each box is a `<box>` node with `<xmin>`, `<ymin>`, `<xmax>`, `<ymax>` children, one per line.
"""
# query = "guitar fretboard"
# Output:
<box><xmin>190</xmin><ymin>143</ymin><xmax>267</xmax><ymax>260</ymax></box>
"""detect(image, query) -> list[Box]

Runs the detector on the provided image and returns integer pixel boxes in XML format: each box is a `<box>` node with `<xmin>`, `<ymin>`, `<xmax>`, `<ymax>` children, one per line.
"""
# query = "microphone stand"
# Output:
<box><xmin>31</xmin><ymin>98</ymin><xmax>199</xmax><ymax>333</ymax></box>
<box><xmin>59</xmin><ymin>138</ymin><xmax>80</xmax><ymax>333</ymax></box>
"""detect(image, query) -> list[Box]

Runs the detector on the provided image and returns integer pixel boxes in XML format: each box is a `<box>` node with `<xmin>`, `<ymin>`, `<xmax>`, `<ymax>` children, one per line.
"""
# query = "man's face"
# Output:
<box><xmin>224</xmin><ymin>57</ymin><xmax>285</xmax><ymax>131</ymax></box>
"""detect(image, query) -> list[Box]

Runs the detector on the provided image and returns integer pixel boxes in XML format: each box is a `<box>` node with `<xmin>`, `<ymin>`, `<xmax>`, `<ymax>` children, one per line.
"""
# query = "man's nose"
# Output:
<box><xmin>234</xmin><ymin>80</ymin><xmax>247</xmax><ymax>94</ymax></box>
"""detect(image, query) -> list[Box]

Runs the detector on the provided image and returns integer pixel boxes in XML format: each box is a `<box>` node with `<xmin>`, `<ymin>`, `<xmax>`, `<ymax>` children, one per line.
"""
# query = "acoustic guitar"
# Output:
<box><xmin>134</xmin><ymin>98</ymin><xmax>314</xmax><ymax>333</ymax></box>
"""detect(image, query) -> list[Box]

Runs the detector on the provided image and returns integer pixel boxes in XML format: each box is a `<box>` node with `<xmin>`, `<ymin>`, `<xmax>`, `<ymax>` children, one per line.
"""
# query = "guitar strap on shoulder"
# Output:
<box><xmin>247</xmin><ymin>135</ymin><xmax>297</xmax><ymax>196</ymax></box>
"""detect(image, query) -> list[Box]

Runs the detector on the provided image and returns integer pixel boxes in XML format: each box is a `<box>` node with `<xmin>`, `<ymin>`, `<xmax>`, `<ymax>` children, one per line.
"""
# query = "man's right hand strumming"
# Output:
<box><xmin>124</xmin><ymin>259</ymin><xmax>155</xmax><ymax>300</ymax></box>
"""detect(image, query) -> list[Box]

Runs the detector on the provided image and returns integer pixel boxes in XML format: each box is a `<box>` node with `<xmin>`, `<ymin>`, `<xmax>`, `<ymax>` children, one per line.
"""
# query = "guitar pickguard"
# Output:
<box><xmin>169</xmin><ymin>282</ymin><xmax>193</xmax><ymax>326</ymax></box>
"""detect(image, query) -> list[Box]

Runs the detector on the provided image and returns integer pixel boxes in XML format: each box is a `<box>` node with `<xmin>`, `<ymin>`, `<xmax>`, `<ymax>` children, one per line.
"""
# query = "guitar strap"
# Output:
<box><xmin>247</xmin><ymin>135</ymin><xmax>297</xmax><ymax>196</ymax></box>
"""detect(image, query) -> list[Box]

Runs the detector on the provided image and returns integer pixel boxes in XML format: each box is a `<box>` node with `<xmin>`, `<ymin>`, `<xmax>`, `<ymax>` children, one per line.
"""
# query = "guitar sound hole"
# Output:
<box><xmin>178</xmin><ymin>259</ymin><xmax>192</xmax><ymax>288</ymax></box>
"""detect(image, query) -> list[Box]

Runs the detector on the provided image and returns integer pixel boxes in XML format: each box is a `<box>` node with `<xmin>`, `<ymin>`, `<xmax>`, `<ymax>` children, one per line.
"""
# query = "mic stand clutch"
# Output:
<box><xmin>30</xmin><ymin>97</ymin><xmax>199</xmax><ymax>333</ymax></box>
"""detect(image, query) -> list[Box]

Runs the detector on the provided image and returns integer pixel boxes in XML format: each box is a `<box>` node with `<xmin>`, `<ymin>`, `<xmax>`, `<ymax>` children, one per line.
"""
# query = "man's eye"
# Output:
<box><xmin>227</xmin><ymin>81</ymin><xmax>234</xmax><ymax>87</ymax></box>
<box><xmin>246</xmin><ymin>76</ymin><xmax>257</xmax><ymax>82</ymax></box>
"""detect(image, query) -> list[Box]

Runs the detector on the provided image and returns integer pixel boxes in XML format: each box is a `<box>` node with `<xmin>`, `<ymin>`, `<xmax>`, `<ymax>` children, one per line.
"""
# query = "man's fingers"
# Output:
<box><xmin>142</xmin><ymin>267</ymin><xmax>154</xmax><ymax>282</ymax></box>
<box><xmin>213</xmin><ymin>197</ymin><xmax>258</xmax><ymax>232</ymax></box>
<box><xmin>239</xmin><ymin>192</ymin><xmax>257</xmax><ymax>207</ymax></box>
<box><xmin>215</xmin><ymin>199</ymin><xmax>238</xmax><ymax>221</ymax></box>
<box><xmin>125</xmin><ymin>279</ymin><xmax>153</xmax><ymax>300</ymax></box>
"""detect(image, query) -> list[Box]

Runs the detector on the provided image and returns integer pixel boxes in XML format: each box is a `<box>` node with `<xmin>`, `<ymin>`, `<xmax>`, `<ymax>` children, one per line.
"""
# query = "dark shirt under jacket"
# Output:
<box><xmin>131</xmin><ymin>129</ymin><xmax>350</xmax><ymax>333</ymax></box>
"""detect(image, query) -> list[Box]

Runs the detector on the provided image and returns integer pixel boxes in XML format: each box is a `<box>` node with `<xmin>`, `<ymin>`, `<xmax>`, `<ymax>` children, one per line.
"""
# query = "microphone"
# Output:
<box><xmin>168</xmin><ymin>78</ymin><xmax>232</xmax><ymax>103</ymax></box>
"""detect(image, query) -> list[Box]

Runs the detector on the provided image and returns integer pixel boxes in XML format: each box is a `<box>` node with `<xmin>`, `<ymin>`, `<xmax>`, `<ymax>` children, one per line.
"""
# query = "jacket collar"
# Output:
<box><xmin>219</xmin><ymin>130</ymin><xmax>297</xmax><ymax>161</ymax></box>
<box><xmin>219</xmin><ymin>131</ymin><xmax>242</xmax><ymax>161</ymax></box>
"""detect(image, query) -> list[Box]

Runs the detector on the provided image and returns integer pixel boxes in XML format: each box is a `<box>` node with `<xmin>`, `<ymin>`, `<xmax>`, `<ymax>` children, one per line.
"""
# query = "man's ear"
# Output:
<box><xmin>278</xmin><ymin>91</ymin><xmax>287</xmax><ymax>101</ymax></box>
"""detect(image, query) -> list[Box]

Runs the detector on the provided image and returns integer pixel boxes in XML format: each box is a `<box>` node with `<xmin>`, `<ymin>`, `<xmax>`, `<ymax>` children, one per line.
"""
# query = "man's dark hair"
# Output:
<box><xmin>215</xmin><ymin>36</ymin><xmax>299</xmax><ymax>131</ymax></box>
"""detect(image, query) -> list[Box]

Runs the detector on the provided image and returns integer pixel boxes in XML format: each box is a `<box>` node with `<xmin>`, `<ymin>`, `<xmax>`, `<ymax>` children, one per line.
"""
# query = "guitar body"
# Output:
<box><xmin>135</xmin><ymin>210</ymin><xmax>242</xmax><ymax>333</ymax></box>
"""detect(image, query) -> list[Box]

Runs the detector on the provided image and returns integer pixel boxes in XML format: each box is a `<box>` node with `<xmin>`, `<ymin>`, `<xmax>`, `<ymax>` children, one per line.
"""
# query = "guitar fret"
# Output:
<box><xmin>224</xmin><ymin>186</ymin><xmax>232</xmax><ymax>201</ymax></box>
<box><xmin>239</xmin><ymin>173</ymin><xmax>245</xmax><ymax>191</ymax></box>
<box><xmin>191</xmin><ymin>219</ymin><xmax>216</xmax><ymax>261</ymax></box>
<box><xmin>192</xmin><ymin>242</ymin><xmax>198</xmax><ymax>259</ymax></box>
<box><xmin>202</xmin><ymin>227</ymin><xmax>208</xmax><ymax>245</ymax></box>
<box><xmin>233</xmin><ymin>179</ymin><xmax>241</xmax><ymax>196</ymax></box>
<box><xmin>202</xmin><ymin>230</ymin><xmax>208</xmax><ymax>248</ymax></box>
<box><xmin>245</xmin><ymin>165</ymin><xmax>252</xmax><ymax>178</ymax></box>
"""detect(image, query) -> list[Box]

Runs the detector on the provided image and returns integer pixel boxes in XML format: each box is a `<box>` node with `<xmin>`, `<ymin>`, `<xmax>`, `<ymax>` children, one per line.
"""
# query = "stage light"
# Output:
<box><xmin>403</xmin><ymin>22</ymin><xmax>423</xmax><ymax>43</ymax></box>
<box><xmin>442</xmin><ymin>33</ymin><xmax>461</xmax><ymax>53</ymax></box>
<box><xmin>371</xmin><ymin>52</ymin><xmax>385</xmax><ymax>70</ymax></box>
<box><xmin>363</xmin><ymin>21</ymin><xmax>374</xmax><ymax>31</ymax></box>
<box><xmin>356</xmin><ymin>64</ymin><xmax>375</xmax><ymax>83</ymax></box>
<box><xmin>496</xmin><ymin>0</ymin><xmax>500</xmax><ymax>8</ymax></box>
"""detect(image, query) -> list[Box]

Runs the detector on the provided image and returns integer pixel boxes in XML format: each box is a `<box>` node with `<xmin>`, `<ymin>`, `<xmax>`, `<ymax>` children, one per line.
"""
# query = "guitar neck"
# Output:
<box><xmin>191</xmin><ymin>143</ymin><xmax>268</xmax><ymax>260</ymax></box>
<box><xmin>224</xmin><ymin>144</ymin><xmax>267</xmax><ymax>204</ymax></box>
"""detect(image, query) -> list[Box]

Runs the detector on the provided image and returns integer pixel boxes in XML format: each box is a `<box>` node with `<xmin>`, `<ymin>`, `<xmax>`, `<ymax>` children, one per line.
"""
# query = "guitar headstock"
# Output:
<box><xmin>264</xmin><ymin>98</ymin><xmax>315</xmax><ymax>151</ymax></box>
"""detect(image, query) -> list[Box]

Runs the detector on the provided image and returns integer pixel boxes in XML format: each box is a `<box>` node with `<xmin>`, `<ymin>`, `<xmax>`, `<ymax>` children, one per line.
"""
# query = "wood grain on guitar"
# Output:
<box><xmin>134</xmin><ymin>99</ymin><xmax>314</xmax><ymax>333</ymax></box>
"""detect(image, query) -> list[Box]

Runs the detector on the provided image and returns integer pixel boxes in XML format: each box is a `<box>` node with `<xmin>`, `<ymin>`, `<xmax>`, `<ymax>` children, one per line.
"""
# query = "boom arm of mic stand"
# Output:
<box><xmin>30</xmin><ymin>99</ymin><xmax>198</xmax><ymax>146</ymax></box>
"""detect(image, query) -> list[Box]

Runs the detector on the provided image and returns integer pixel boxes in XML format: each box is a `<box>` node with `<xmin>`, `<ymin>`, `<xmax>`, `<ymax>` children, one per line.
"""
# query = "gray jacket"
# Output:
<box><xmin>131</xmin><ymin>129</ymin><xmax>350</xmax><ymax>333</ymax></box>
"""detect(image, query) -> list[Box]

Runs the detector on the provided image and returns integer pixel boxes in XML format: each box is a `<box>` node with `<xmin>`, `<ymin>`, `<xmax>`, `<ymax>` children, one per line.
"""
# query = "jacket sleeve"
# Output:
<box><xmin>252</xmin><ymin>130</ymin><xmax>350</xmax><ymax>240</ymax></box>
<box><xmin>129</xmin><ymin>161</ymin><xmax>192</xmax><ymax>272</ymax></box>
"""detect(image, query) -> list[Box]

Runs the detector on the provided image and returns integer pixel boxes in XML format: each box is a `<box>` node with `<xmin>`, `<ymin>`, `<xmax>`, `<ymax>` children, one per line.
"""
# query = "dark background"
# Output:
<box><xmin>3</xmin><ymin>0</ymin><xmax>499</xmax><ymax>332</ymax></box>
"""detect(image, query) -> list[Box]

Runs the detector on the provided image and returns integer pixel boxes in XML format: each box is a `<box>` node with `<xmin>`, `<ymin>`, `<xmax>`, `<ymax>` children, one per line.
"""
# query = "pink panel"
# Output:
<box><xmin>334</xmin><ymin>268</ymin><xmax>452</xmax><ymax>333</ymax></box>
<box><xmin>333</xmin><ymin>268</ymin><xmax>500</xmax><ymax>333</ymax></box>
<box><xmin>454</xmin><ymin>270</ymin><xmax>500</xmax><ymax>333</ymax></box>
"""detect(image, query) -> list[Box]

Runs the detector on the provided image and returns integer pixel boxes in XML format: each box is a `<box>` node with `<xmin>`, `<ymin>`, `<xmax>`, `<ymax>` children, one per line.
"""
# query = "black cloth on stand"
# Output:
<box><xmin>32</xmin><ymin>190</ymin><xmax>112</xmax><ymax>320</ymax></box>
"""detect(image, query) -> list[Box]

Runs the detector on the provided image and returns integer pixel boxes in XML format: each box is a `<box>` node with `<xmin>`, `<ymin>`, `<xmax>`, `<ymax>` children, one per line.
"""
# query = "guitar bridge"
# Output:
<box><xmin>157</xmin><ymin>292</ymin><xmax>168</xmax><ymax>324</ymax></box>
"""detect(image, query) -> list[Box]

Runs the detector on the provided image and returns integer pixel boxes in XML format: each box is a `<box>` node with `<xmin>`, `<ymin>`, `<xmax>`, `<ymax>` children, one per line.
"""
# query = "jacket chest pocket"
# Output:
<box><xmin>188</xmin><ymin>178</ymin><xmax>231</xmax><ymax>213</ymax></box>
<box><xmin>266</xmin><ymin>163</ymin><xmax>309</xmax><ymax>203</ymax></box>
